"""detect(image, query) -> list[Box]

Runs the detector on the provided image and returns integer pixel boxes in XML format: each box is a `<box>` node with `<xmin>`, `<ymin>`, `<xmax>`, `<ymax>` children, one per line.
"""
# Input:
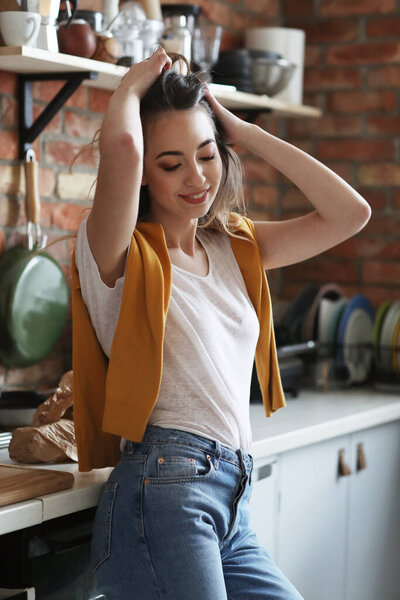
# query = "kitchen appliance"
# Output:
<box><xmin>36</xmin><ymin>0</ymin><xmax>78</xmax><ymax>53</ymax></box>
<box><xmin>192</xmin><ymin>18</ymin><xmax>222</xmax><ymax>77</ymax></box>
<box><xmin>251</xmin><ymin>57</ymin><xmax>296</xmax><ymax>96</ymax></box>
<box><xmin>245</xmin><ymin>27</ymin><xmax>305</xmax><ymax>104</ymax></box>
<box><xmin>57</xmin><ymin>9</ymin><xmax>105</xmax><ymax>32</ymax></box>
<box><xmin>0</xmin><ymin>150</ymin><xmax>69</xmax><ymax>368</ymax></box>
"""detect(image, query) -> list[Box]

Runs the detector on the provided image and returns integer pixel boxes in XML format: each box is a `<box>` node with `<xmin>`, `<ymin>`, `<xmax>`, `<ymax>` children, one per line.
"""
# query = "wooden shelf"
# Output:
<box><xmin>0</xmin><ymin>46</ymin><xmax>322</xmax><ymax>118</ymax></box>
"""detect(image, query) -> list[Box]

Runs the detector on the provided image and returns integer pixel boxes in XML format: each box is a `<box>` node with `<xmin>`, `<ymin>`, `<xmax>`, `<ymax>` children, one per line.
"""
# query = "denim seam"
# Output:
<box><xmin>126</xmin><ymin>440</ymin><xmax>244</xmax><ymax>471</ymax></box>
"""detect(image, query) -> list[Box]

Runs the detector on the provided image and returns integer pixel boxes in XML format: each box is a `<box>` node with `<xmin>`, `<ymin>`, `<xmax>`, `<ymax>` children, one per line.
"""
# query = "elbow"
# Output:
<box><xmin>99</xmin><ymin>131</ymin><xmax>142</xmax><ymax>160</ymax></box>
<box><xmin>355</xmin><ymin>199</ymin><xmax>372</xmax><ymax>232</ymax></box>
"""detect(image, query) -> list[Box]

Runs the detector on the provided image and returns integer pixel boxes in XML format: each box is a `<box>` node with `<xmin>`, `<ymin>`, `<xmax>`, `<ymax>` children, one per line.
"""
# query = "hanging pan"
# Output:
<box><xmin>0</xmin><ymin>149</ymin><xmax>69</xmax><ymax>368</ymax></box>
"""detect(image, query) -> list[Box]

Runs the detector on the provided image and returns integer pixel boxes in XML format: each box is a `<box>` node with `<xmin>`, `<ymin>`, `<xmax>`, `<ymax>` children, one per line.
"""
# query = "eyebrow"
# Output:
<box><xmin>155</xmin><ymin>139</ymin><xmax>215</xmax><ymax>160</ymax></box>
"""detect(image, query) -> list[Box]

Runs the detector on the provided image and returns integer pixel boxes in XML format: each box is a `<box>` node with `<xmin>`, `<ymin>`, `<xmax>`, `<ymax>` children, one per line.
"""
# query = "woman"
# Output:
<box><xmin>72</xmin><ymin>48</ymin><xmax>370</xmax><ymax>599</ymax></box>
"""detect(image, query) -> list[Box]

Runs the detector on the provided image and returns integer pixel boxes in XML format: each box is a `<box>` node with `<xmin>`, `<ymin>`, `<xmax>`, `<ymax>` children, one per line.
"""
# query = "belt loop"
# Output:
<box><xmin>213</xmin><ymin>440</ymin><xmax>221</xmax><ymax>470</ymax></box>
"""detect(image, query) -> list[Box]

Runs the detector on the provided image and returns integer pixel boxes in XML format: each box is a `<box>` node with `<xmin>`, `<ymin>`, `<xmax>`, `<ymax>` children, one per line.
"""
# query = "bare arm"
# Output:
<box><xmin>205</xmin><ymin>89</ymin><xmax>371</xmax><ymax>270</ymax></box>
<box><xmin>86</xmin><ymin>48</ymin><xmax>171</xmax><ymax>287</ymax></box>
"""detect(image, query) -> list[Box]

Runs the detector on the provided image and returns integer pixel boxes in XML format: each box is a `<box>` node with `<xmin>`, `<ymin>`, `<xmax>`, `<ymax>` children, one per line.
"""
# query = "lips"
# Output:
<box><xmin>179</xmin><ymin>187</ymin><xmax>210</xmax><ymax>205</ymax></box>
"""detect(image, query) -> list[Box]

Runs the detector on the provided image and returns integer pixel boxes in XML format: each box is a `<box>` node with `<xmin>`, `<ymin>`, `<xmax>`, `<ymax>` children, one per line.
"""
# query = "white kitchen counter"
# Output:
<box><xmin>1</xmin><ymin>387</ymin><xmax>399</xmax><ymax>535</ymax></box>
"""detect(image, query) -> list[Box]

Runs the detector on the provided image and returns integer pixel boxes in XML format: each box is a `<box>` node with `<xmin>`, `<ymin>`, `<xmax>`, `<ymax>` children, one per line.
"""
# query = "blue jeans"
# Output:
<box><xmin>91</xmin><ymin>424</ymin><xmax>304</xmax><ymax>600</ymax></box>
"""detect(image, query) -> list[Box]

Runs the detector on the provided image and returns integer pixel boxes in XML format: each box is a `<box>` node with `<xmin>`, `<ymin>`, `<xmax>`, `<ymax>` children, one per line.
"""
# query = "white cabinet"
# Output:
<box><xmin>248</xmin><ymin>420</ymin><xmax>400</xmax><ymax>600</ymax></box>
<box><xmin>249</xmin><ymin>457</ymin><xmax>278</xmax><ymax>562</ymax></box>
<box><xmin>277</xmin><ymin>434</ymin><xmax>349</xmax><ymax>600</ymax></box>
<box><xmin>346</xmin><ymin>421</ymin><xmax>400</xmax><ymax>600</ymax></box>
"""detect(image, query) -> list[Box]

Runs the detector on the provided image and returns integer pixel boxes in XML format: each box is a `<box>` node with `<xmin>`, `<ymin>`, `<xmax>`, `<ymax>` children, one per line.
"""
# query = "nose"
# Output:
<box><xmin>184</xmin><ymin>161</ymin><xmax>206</xmax><ymax>187</ymax></box>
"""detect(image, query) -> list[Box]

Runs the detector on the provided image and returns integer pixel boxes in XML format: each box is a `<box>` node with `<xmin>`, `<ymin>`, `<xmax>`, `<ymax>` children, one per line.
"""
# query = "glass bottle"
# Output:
<box><xmin>160</xmin><ymin>15</ymin><xmax>191</xmax><ymax>71</ymax></box>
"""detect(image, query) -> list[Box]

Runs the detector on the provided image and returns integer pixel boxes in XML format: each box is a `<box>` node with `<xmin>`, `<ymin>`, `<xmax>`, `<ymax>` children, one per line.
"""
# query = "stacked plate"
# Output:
<box><xmin>277</xmin><ymin>285</ymin><xmax>375</xmax><ymax>384</ymax></box>
<box><xmin>373</xmin><ymin>300</ymin><xmax>400</xmax><ymax>375</ymax></box>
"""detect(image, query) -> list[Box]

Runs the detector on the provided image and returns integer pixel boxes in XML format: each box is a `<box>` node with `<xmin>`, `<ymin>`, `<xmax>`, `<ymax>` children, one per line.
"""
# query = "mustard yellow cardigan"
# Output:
<box><xmin>71</xmin><ymin>214</ymin><xmax>286</xmax><ymax>472</ymax></box>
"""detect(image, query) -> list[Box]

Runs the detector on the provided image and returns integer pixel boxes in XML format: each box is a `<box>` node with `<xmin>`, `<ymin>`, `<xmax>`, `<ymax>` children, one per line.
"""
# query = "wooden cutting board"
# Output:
<box><xmin>0</xmin><ymin>463</ymin><xmax>74</xmax><ymax>507</ymax></box>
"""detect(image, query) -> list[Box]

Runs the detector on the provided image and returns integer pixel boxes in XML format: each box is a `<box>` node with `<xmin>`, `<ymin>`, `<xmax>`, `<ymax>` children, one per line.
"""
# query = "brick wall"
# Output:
<box><xmin>0</xmin><ymin>0</ymin><xmax>399</xmax><ymax>389</ymax></box>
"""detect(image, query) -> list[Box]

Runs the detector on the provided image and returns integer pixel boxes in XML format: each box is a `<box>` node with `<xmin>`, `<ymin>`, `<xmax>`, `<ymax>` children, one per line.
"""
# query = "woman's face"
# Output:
<box><xmin>142</xmin><ymin>107</ymin><xmax>223</xmax><ymax>224</ymax></box>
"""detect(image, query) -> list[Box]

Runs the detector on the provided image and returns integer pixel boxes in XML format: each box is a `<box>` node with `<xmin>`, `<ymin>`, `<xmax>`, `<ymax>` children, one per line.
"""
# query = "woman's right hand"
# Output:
<box><xmin>118</xmin><ymin>47</ymin><xmax>172</xmax><ymax>99</ymax></box>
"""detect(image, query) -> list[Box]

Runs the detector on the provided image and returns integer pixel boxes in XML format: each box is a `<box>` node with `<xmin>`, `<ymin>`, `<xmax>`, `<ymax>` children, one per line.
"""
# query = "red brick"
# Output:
<box><xmin>246</xmin><ymin>207</ymin><xmax>277</xmax><ymax>222</ymax></box>
<box><xmin>220</xmin><ymin>31</ymin><xmax>243</xmax><ymax>52</ymax></box>
<box><xmin>362</xmin><ymin>214</ymin><xmax>400</xmax><ymax>236</ymax></box>
<box><xmin>46</xmin><ymin>202</ymin><xmax>88</xmax><ymax>231</ymax></box>
<box><xmin>285</xmin><ymin>256</ymin><xmax>357</xmax><ymax>282</ymax></box>
<box><xmin>89</xmin><ymin>88</ymin><xmax>112</xmax><ymax>114</ymax></box>
<box><xmin>366</xmin><ymin>116</ymin><xmax>400</xmax><ymax>136</ymax></box>
<box><xmin>304</xmin><ymin>68</ymin><xmax>362</xmax><ymax>91</ymax></box>
<box><xmin>284</xmin><ymin>0</ymin><xmax>314</xmax><ymax>17</ymax></box>
<box><xmin>288</xmin><ymin>115</ymin><xmax>362</xmax><ymax>138</ymax></box>
<box><xmin>1</xmin><ymin>96</ymin><xmax>17</xmax><ymax>127</ymax></box>
<box><xmin>305</xmin><ymin>46</ymin><xmax>322</xmax><ymax>68</ymax></box>
<box><xmin>326</xmin><ymin>42</ymin><xmax>400</xmax><ymax>66</ymax></box>
<box><xmin>79</xmin><ymin>0</ymin><xmax>102</xmax><ymax>8</ymax></box>
<box><xmin>393</xmin><ymin>190</ymin><xmax>400</xmax><ymax>210</ymax></box>
<box><xmin>252</xmin><ymin>185</ymin><xmax>279</xmax><ymax>208</ymax></box>
<box><xmin>366</xmin><ymin>17</ymin><xmax>400</xmax><ymax>38</ymax></box>
<box><xmin>367</xmin><ymin>66</ymin><xmax>400</xmax><ymax>88</ymax></box>
<box><xmin>0</xmin><ymin>130</ymin><xmax>18</xmax><ymax>160</ymax></box>
<box><xmin>0</xmin><ymin>70</ymin><xmax>17</xmax><ymax>94</ymax></box>
<box><xmin>324</xmin><ymin>162</ymin><xmax>354</xmax><ymax>183</ymax></box>
<box><xmin>33</xmin><ymin>80</ymin><xmax>64</xmax><ymax>102</ymax></box>
<box><xmin>358</xmin><ymin>163</ymin><xmax>400</xmax><ymax>186</ymax></box>
<box><xmin>0</xmin><ymin>229</ymin><xmax>4</xmax><ymax>255</ymax></box>
<box><xmin>357</xmin><ymin>189</ymin><xmax>387</xmax><ymax>211</ymax></box>
<box><xmin>44</xmin><ymin>140</ymin><xmax>98</xmax><ymax>168</ymax></box>
<box><xmin>320</xmin><ymin>0</ymin><xmax>395</xmax><ymax>17</ymax></box>
<box><xmin>243</xmin><ymin>158</ymin><xmax>278</xmax><ymax>182</ymax></box>
<box><xmin>327</xmin><ymin>237</ymin><xmax>400</xmax><ymax>259</ymax></box>
<box><xmin>64</xmin><ymin>111</ymin><xmax>103</xmax><ymax>139</ymax></box>
<box><xmin>33</xmin><ymin>104</ymin><xmax>61</xmax><ymax>134</ymax></box>
<box><xmin>327</xmin><ymin>90</ymin><xmax>396</xmax><ymax>113</ymax></box>
<box><xmin>362</xmin><ymin>260</ymin><xmax>400</xmax><ymax>284</ymax></box>
<box><xmin>282</xmin><ymin>187</ymin><xmax>313</xmax><ymax>210</ymax></box>
<box><xmin>317</xmin><ymin>139</ymin><xmax>394</xmax><ymax>161</ymax></box>
<box><xmin>230</xmin><ymin>11</ymin><xmax>273</xmax><ymax>29</ymax></box>
<box><xmin>360</xmin><ymin>286</ymin><xmax>400</xmax><ymax>308</ymax></box>
<box><xmin>301</xmin><ymin>19</ymin><xmax>359</xmax><ymax>44</ymax></box>
<box><xmin>243</xmin><ymin>0</ymin><xmax>279</xmax><ymax>14</ymax></box>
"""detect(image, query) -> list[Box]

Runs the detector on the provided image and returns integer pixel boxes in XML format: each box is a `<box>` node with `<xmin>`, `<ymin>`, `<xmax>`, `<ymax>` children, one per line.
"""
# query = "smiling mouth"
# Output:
<box><xmin>179</xmin><ymin>188</ymin><xmax>210</xmax><ymax>204</ymax></box>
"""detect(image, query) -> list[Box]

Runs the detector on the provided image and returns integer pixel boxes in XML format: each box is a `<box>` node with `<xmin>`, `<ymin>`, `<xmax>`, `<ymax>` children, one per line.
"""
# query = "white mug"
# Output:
<box><xmin>0</xmin><ymin>11</ymin><xmax>41</xmax><ymax>47</ymax></box>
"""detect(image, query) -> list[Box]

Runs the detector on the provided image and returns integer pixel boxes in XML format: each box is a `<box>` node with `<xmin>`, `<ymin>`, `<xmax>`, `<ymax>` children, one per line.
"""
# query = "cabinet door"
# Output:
<box><xmin>277</xmin><ymin>435</ymin><xmax>350</xmax><ymax>600</ymax></box>
<box><xmin>346</xmin><ymin>420</ymin><xmax>400</xmax><ymax>600</ymax></box>
<box><xmin>249</xmin><ymin>458</ymin><xmax>278</xmax><ymax>562</ymax></box>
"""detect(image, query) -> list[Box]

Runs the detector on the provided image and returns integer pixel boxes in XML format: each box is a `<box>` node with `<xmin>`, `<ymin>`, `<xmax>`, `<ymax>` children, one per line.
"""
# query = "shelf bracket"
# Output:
<box><xmin>18</xmin><ymin>71</ymin><xmax>99</xmax><ymax>159</ymax></box>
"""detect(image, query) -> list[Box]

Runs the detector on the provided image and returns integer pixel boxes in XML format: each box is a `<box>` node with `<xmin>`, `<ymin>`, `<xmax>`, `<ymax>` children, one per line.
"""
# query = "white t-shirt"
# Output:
<box><xmin>75</xmin><ymin>218</ymin><xmax>260</xmax><ymax>452</ymax></box>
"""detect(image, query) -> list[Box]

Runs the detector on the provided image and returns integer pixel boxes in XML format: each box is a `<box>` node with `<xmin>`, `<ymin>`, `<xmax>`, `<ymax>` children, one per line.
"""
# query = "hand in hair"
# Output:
<box><xmin>204</xmin><ymin>84</ymin><xmax>249</xmax><ymax>146</ymax></box>
<box><xmin>119</xmin><ymin>47</ymin><xmax>172</xmax><ymax>100</ymax></box>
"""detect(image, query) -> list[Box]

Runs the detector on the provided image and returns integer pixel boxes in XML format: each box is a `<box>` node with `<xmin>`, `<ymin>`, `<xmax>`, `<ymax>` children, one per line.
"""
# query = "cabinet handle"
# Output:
<box><xmin>356</xmin><ymin>442</ymin><xmax>367</xmax><ymax>471</ymax></box>
<box><xmin>338</xmin><ymin>449</ymin><xmax>352</xmax><ymax>476</ymax></box>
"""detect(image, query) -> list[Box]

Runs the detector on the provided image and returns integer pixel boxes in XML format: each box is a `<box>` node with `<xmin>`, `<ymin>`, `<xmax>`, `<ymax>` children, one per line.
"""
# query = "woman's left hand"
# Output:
<box><xmin>204</xmin><ymin>84</ymin><xmax>249</xmax><ymax>145</ymax></box>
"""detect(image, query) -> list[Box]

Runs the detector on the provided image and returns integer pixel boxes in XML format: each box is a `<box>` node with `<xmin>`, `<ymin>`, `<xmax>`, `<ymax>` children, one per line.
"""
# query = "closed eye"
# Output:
<box><xmin>162</xmin><ymin>155</ymin><xmax>215</xmax><ymax>172</ymax></box>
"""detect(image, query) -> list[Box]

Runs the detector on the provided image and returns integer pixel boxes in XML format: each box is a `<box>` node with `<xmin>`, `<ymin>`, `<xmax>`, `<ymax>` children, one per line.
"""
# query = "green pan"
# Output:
<box><xmin>0</xmin><ymin>150</ymin><xmax>69</xmax><ymax>368</ymax></box>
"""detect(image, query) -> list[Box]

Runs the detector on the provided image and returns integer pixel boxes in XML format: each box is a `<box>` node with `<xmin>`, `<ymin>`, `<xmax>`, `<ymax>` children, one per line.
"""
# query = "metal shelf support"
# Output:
<box><xmin>18</xmin><ymin>71</ymin><xmax>98</xmax><ymax>159</ymax></box>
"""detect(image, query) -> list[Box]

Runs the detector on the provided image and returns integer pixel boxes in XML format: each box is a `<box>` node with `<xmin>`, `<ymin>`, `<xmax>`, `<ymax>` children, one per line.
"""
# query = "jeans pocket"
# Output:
<box><xmin>146</xmin><ymin>445</ymin><xmax>215</xmax><ymax>483</ymax></box>
<box><xmin>90</xmin><ymin>481</ymin><xmax>118</xmax><ymax>572</ymax></box>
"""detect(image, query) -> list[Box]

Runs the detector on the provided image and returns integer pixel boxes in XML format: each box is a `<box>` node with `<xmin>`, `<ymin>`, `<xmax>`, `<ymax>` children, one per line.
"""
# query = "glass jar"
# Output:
<box><xmin>160</xmin><ymin>14</ymin><xmax>191</xmax><ymax>67</ymax></box>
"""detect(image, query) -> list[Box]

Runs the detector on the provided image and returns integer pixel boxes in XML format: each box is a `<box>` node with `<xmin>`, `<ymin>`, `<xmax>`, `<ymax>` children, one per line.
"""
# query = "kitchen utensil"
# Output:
<box><xmin>0</xmin><ymin>150</ymin><xmax>69</xmax><ymax>368</ymax></box>
<box><xmin>192</xmin><ymin>18</ymin><xmax>222</xmax><ymax>77</ymax></box>
<box><xmin>58</xmin><ymin>9</ymin><xmax>105</xmax><ymax>32</ymax></box>
<box><xmin>379</xmin><ymin>301</ymin><xmax>400</xmax><ymax>372</ymax></box>
<box><xmin>336</xmin><ymin>294</ymin><xmax>374</xmax><ymax>367</ymax></box>
<box><xmin>0</xmin><ymin>463</ymin><xmax>74</xmax><ymax>507</ymax></box>
<box><xmin>245</xmin><ymin>27</ymin><xmax>305</xmax><ymax>104</ymax></box>
<box><xmin>138</xmin><ymin>18</ymin><xmax>164</xmax><ymax>59</ymax></box>
<box><xmin>302</xmin><ymin>283</ymin><xmax>344</xmax><ymax>342</ymax></box>
<box><xmin>342</xmin><ymin>308</ymin><xmax>374</xmax><ymax>384</ymax></box>
<box><xmin>36</xmin><ymin>0</ymin><xmax>78</xmax><ymax>52</ymax></box>
<box><xmin>91</xmin><ymin>30</ymin><xmax>121</xmax><ymax>62</ymax></box>
<box><xmin>251</xmin><ymin>57</ymin><xmax>296</xmax><ymax>97</ymax></box>
<box><xmin>372</xmin><ymin>300</ymin><xmax>391</xmax><ymax>370</ymax></box>
<box><xmin>161</xmin><ymin>3</ymin><xmax>201</xmax><ymax>36</ymax></box>
<box><xmin>57</xmin><ymin>17</ymin><xmax>97</xmax><ymax>57</ymax></box>
<box><xmin>0</xmin><ymin>10</ymin><xmax>41</xmax><ymax>46</ymax></box>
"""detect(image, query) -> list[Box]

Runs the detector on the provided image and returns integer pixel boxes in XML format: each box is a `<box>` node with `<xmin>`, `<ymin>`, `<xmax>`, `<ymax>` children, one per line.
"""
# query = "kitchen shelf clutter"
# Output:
<box><xmin>0</xmin><ymin>46</ymin><xmax>322</xmax><ymax>118</ymax></box>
